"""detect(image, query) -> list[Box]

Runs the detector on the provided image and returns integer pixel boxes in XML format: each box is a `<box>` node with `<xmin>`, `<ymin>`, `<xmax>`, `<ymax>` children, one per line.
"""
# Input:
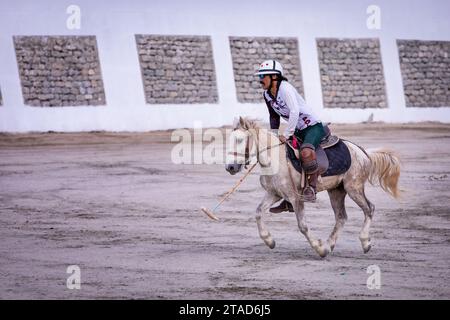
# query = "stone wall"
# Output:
<box><xmin>6</xmin><ymin>34</ymin><xmax>450</xmax><ymax>111</ymax></box>
<box><xmin>135</xmin><ymin>35</ymin><xmax>218</xmax><ymax>104</ymax></box>
<box><xmin>229</xmin><ymin>37</ymin><xmax>304</xmax><ymax>103</ymax></box>
<box><xmin>397</xmin><ymin>40</ymin><xmax>450</xmax><ymax>107</ymax></box>
<box><xmin>317</xmin><ymin>38</ymin><xmax>387</xmax><ymax>108</ymax></box>
<box><xmin>13</xmin><ymin>36</ymin><xmax>106</xmax><ymax>107</ymax></box>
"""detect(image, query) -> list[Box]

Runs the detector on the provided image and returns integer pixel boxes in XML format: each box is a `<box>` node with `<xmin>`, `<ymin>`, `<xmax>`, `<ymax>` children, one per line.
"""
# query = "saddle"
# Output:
<box><xmin>286</xmin><ymin>124</ymin><xmax>352</xmax><ymax>177</ymax></box>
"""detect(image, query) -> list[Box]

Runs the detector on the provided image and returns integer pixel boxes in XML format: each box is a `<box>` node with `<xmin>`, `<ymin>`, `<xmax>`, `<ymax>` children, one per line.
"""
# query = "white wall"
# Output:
<box><xmin>0</xmin><ymin>0</ymin><xmax>449</xmax><ymax>132</ymax></box>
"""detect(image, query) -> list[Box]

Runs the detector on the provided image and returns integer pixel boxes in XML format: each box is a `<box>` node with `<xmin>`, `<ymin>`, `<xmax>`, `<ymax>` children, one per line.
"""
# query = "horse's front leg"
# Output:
<box><xmin>256</xmin><ymin>192</ymin><xmax>281</xmax><ymax>249</ymax></box>
<box><xmin>293</xmin><ymin>198</ymin><xmax>330</xmax><ymax>258</ymax></box>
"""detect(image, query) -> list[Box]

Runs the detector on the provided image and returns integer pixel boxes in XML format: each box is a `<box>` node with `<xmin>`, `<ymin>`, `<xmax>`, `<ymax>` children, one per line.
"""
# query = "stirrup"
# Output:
<box><xmin>302</xmin><ymin>186</ymin><xmax>316</xmax><ymax>203</ymax></box>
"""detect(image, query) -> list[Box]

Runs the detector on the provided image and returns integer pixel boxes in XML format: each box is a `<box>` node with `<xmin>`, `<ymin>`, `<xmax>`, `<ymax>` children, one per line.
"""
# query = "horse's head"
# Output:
<box><xmin>225</xmin><ymin>117</ymin><xmax>254</xmax><ymax>175</ymax></box>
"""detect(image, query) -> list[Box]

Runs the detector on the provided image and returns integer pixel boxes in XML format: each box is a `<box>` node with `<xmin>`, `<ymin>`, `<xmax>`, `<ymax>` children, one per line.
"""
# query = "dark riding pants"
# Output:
<box><xmin>294</xmin><ymin>122</ymin><xmax>326</xmax><ymax>149</ymax></box>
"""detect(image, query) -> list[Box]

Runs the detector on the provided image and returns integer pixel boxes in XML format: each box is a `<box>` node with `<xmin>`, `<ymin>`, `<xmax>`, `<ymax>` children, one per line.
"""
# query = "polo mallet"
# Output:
<box><xmin>201</xmin><ymin>162</ymin><xmax>258</xmax><ymax>221</ymax></box>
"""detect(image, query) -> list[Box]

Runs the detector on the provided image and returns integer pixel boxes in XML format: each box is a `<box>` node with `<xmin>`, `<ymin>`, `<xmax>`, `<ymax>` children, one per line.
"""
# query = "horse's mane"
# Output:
<box><xmin>234</xmin><ymin>117</ymin><xmax>263</xmax><ymax>130</ymax></box>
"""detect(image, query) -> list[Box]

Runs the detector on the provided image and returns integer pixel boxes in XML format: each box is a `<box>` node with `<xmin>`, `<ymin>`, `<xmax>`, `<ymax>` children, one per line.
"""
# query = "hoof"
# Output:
<box><xmin>317</xmin><ymin>246</ymin><xmax>330</xmax><ymax>258</ymax></box>
<box><xmin>327</xmin><ymin>239</ymin><xmax>336</xmax><ymax>252</ymax></box>
<box><xmin>360</xmin><ymin>237</ymin><xmax>372</xmax><ymax>253</ymax></box>
<box><xmin>315</xmin><ymin>240</ymin><xmax>330</xmax><ymax>258</ymax></box>
<box><xmin>266</xmin><ymin>240</ymin><xmax>276</xmax><ymax>249</ymax></box>
<box><xmin>363</xmin><ymin>242</ymin><xmax>372</xmax><ymax>253</ymax></box>
<box><xmin>261</xmin><ymin>233</ymin><xmax>275</xmax><ymax>249</ymax></box>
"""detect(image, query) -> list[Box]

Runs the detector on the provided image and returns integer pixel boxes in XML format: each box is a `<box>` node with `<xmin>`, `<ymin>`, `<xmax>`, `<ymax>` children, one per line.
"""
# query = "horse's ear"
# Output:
<box><xmin>239</xmin><ymin>116</ymin><xmax>247</xmax><ymax>129</ymax></box>
<box><xmin>232</xmin><ymin>117</ymin><xmax>239</xmax><ymax>129</ymax></box>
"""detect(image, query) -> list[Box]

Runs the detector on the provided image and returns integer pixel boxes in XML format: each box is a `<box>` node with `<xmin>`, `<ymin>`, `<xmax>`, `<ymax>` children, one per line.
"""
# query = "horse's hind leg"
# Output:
<box><xmin>256</xmin><ymin>192</ymin><xmax>281</xmax><ymax>249</ymax></box>
<box><xmin>327</xmin><ymin>184</ymin><xmax>348</xmax><ymax>252</ymax></box>
<box><xmin>346</xmin><ymin>186</ymin><xmax>375</xmax><ymax>253</ymax></box>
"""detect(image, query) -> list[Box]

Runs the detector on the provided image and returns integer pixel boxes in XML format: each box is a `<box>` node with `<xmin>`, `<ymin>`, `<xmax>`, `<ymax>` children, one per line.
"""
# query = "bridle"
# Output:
<box><xmin>227</xmin><ymin>131</ymin><xmax>253</xmax><ymax>167</ymax></box>
<box><xmin>227</xmin><ymin>128</ymin><xmax>283</xmax><ymax>168</ymax></box>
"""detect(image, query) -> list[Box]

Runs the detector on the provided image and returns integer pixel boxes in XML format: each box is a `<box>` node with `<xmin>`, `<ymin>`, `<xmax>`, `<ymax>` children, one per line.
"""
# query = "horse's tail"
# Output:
<box><xmin>367</xmin><ymin>148</ymin><xmax>401</xmax><ymax>199</ymax></box>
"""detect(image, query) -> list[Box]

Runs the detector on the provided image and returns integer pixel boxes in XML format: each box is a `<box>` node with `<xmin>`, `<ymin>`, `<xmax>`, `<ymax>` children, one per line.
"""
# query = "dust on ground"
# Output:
<box><xmin>0</xmin><ymin>123</ymin><xmax>449</xmax><ymax>299</ymax></box>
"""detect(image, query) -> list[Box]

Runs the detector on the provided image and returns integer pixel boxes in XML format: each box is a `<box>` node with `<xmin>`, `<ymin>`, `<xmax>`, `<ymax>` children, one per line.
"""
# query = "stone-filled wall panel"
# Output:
<box><xmin>136</xmin><ymin>35</ymin><xmax>218</xmax><ymax>104</ymax></box>
<box><xmin>14</xmin><ymin>36</ymin><xmax>106</xmax><ymax>107</ymax></box>
<box><xmin>229</xmin><ymin>37</ymin><xmax>304</xmax><ymax>103</ymax></box>
<box><xmin>317</xmin><ymin>38</ymin><xmax>387</xmax><ymax>108</ymax></box>
<box><xmin>397</xmin><ymin>40</ymin><xmax>450</xmax><ymax>107</ymax></box>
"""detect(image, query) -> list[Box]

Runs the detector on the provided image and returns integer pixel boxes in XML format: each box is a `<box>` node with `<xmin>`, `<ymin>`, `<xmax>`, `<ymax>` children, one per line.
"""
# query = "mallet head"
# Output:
<box><xmin>201</xmin><ymin>207</ymin><xmax>220</xmax><ymax>221</ymax></box>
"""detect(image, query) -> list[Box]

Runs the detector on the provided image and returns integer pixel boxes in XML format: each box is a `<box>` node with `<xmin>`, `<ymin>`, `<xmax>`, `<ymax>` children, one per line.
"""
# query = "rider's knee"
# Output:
<box><xmin>300</xmin><ymin>144</ymin><xmax>318</xmax><ymax>173</ymax></box>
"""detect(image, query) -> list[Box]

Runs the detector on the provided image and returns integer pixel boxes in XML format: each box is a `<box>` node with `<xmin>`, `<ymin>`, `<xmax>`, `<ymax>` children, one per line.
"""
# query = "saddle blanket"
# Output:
<box><xmin>287</xmin><ymin>139</ymin><xmax>352</xmax><ymax>177</ymax></box>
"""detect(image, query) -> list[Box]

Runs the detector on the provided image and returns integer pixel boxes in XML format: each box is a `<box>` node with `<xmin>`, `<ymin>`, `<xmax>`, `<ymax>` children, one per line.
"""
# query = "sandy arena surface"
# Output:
<box><xmin>0</xmin><ymin>123</ymin><xmax>449</xmax><ymax>299</ymax></box>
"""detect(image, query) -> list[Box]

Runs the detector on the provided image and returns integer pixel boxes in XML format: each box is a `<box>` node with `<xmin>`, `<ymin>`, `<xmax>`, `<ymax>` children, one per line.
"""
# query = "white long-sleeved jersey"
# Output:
<box><xmin>264</xmin><ymin>81</ymin><xmax>320</xmax><ymax>137</ymax></box>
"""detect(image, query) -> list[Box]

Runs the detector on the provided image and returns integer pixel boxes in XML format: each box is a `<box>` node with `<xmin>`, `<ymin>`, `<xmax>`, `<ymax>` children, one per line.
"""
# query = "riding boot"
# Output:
<box><xmin>300</xmin><ymin>144</ymin><xmax>319</xmax><ymax>202</ymax></box>
<box><xmin>269</xmin><ymin>199</ymin><xmax>294</xmax><ymax>213</ymax></box>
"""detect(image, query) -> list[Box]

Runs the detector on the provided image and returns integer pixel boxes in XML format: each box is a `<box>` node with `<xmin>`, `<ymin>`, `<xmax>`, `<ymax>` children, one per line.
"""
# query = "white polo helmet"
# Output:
<box><xmin>255</xmin><ymin>59</ymin><xmax>284</xmax><ymax>76</ymax></box>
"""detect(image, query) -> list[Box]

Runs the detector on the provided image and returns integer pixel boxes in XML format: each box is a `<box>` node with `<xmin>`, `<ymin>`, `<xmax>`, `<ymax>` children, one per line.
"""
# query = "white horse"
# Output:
<box><xmin>225</xmin><ymin>117</ymin><xmax>400</xmax><ymax>258</ymax></box>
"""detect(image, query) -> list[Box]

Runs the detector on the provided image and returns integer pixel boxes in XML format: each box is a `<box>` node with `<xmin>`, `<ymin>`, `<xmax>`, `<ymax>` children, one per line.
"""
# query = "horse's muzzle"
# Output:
<box><xmin>225</xmin><ymin>163</ymin><xmax>243</xmax><ymax>175</ymax></box>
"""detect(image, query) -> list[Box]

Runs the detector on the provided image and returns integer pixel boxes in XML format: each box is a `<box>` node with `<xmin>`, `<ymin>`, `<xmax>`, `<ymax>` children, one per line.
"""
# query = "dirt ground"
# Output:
<box><xmin>0</xmin><ymin>122</ymin><xmax>449</xmax><ymax>300</ymax></box>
